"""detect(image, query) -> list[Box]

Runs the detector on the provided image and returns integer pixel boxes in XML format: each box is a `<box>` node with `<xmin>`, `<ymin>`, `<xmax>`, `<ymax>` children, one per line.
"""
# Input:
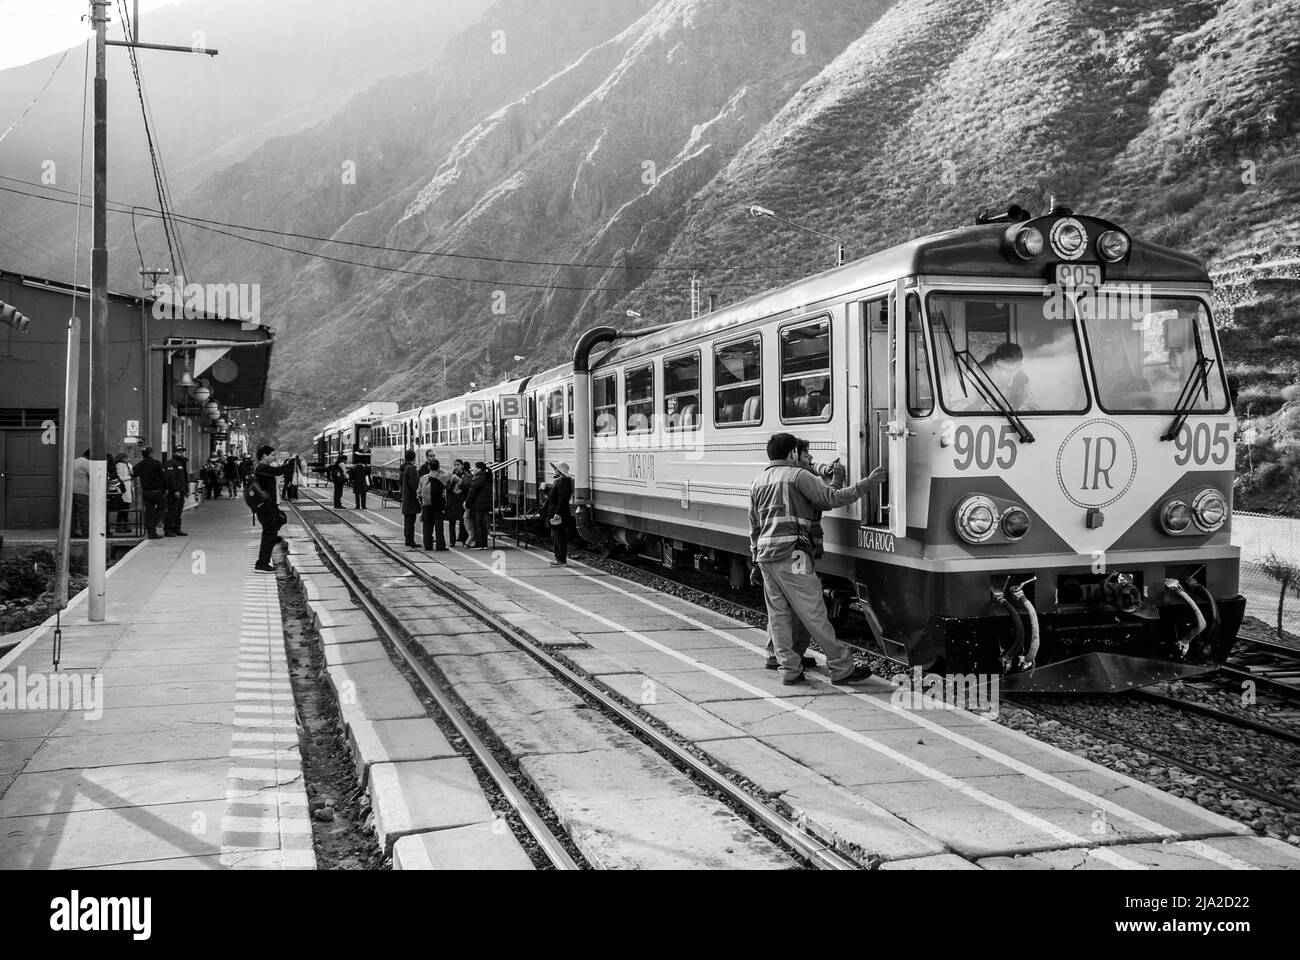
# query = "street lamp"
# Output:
<box><xmin>748</xmin><ymin>204</ymin><xmax>846</xmax><ymax>266</ymax></box>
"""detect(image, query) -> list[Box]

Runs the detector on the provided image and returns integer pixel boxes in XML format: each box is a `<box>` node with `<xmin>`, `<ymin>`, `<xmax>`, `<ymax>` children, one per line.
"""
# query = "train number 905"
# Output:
<box><xmin>1173</xmin><ymin>422</ymin><xmax>1231</xmax><ymax>467</ymax></box>
<box><xmin>951</xmin><ymin>424</ymin><xmax>1018</xmax><ymax>471</ymax></box>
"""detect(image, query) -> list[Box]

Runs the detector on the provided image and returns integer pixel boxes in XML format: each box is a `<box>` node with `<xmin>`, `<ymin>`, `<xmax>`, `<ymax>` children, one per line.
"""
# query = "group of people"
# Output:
<box><xmin>199</xmin><ymin>455</ymin><xmax>253</xmax><ymax>500</ymax></box>
<box><xmin>325</xmin><ymin>455</ymin><xmax>375</xmax><ymax>510</ymax></box>
<box><xmin>71</xmin><ymin>446</ymin><xmax>195</xmax><ymax>539</ymax></box>
<box><xmin>393</xmin><ymin>452</ymin><xmax>492</xmax><ymax>552</ymax></box>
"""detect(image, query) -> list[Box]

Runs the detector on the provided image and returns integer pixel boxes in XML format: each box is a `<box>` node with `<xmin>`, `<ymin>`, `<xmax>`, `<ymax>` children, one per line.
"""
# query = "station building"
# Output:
<box><xmin>0</xmin><ymin>268</ymin><xmax>273</xmax><ymax>529</ymax></box>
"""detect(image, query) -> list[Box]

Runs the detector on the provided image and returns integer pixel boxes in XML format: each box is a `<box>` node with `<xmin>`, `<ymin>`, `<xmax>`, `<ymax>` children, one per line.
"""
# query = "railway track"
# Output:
<box><xmin>289</xmin><ymin>491</ymin><xmax>863</xmax><ymax>870</ymax></box>
<box><xmin>1217</xmin><ymin>638</ymin><xmax>1300</xmax><ymax>703</ymax></box>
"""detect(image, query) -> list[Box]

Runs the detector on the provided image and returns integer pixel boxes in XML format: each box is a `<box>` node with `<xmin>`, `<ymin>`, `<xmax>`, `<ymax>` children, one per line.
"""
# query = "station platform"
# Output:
<box><xmin>343</xmin><ymin>501</ymin><xmax>1300</xmax><ymax>870</ymax></box>
<box><xmin>0</xmin><ymin>500</ymin><xmax>313</xmax><ymax>870</ymax></box>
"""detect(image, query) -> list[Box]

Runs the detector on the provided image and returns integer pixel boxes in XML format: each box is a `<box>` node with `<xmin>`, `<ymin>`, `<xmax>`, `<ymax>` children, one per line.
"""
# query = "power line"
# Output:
<box><xmin>0</xmin><ymin>46</ymin><xmax>71</xmax><ymax>148</ymax></box>
<box><xmin>0</xmin><ymin>180</ymin><xmax>721</xmax><ymax>293</ymax></box>
<box><xmin>0</xmin><ymin>173</ymin><xmax>731</xmax><ymax>277</ymax></box>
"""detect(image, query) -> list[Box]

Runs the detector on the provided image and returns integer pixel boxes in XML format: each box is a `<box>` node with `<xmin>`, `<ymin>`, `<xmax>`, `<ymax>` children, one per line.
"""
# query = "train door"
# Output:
<box><xmin>861</xmin><ymin>295</ymin><xmax>890</xmax><ymax>526</ymax></box>
<box><xmin>860</xmin><ymin>280</ymin><xmax>911</xmax><ymax>536</ymax></box>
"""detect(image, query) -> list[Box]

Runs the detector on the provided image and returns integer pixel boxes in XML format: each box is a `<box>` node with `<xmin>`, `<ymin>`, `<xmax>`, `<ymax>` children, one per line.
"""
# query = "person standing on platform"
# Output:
<box><xmin>400</xmin><ymin>450</ymin><xmax>420</xmax><ymax>547</ymax></box>
<box><xmin>348</xmin><ymin>458</ymin><xmax>369</xmax><ymax>510</ymax></box>
<box><xmin>131</xmin><ymin>447</ymin><xmax>166</xmax><ymax>539</ymax></box>
<box><xmin>418</xmin><ymin>458</ymin><xmax>447</xmax><ymax>551</ymax></box>
<box><xmin>544</xmin><ymin>462</ymin><xmax>575</xmax><ymax>566</ymax></box>
<box><xmin>114</xmin><ymin>452</ymin><xmax>134</xmax><ymax>534</ymax></box>
<box><xmin>71</xmin><ymin>449</ymin><xmax>90</xmax><ymax>538</ymax></box>
<box><xmin>224</xmin><ymin>455</ymin><xmax>240</xmax><ymax>498</ymax></box>
<box><xmin>419</xmin><ymin>449</ymin><xmax>437</xmax><ymax>478</ymax></box>
<box><xmin>463</xmin><ymin>461</ymin><xmax>492</xmax><ymax>549</ymax></box>
<box><xmin>162</xmin><ymin>450</ymin><xmax>189</xmax><ymax>536</ymax></box>
<box><xmin>328</xmin><ymin>454</ymin><xmax>348</xmax><ymax>508</ymax></box>
<box><xmin>238</xmin><ymin>455</ymin><xmax>254</xmax><ymax>485</ymax></box>
<box><xmin>252</xmin><ymin>445</ymin><xmax>294</xmax><ymax>573</ymax></box>
<box><xmin>444</xmin><ymin>460</ymin><xmax>467</xmax><ymax>547</ymax></box>
<box><xmin>748</xmin><ymin>432</ymin><xmax>883</xmax><ymax>686</ymax></box>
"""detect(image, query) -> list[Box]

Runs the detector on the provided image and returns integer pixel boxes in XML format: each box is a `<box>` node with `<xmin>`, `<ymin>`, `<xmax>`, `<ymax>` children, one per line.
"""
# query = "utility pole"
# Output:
<box><xmin>87</xmin><ymin>0</ymin><xmax>109</xmax><ymax>621</ymax></box>
<box><xmin>81</xmin><ymin>0</ymin><xmax>217</xmax><ymax>623</ymax></box>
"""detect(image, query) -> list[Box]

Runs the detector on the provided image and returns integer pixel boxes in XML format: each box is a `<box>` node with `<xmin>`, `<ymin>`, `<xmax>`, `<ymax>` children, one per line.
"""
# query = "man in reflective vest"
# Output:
<box><xmin>749</xmin><ymin>432</ymin><xmax>885</xmax><ymax>685</ymax></box>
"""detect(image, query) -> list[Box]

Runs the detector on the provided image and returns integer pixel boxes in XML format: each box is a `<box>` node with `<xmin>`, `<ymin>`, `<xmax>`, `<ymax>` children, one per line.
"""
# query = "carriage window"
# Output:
<box><xmin>431</xmin><ymin>415</ymin><xmax>439</xmax><ymax>444</ymax></box>
<box><xmin>567</xmin><ymin>383</ymin><xmax>574</xmax><ymax>437</ymax></box>
<box><xmin>438</xmin><ymin>417</ymin><xmax>448</xmax><ymax>445</ymax></box>
<box><xmin>1082</xmin><ymin>298</ymin><xmax>1227</xmax><ymax>414</ymax></box>
<box><xmin>907</xmin><ymin>298</ymin><xmax>934</xmax><ymax>416</ymax></box>
<box><xmin>715</xmin><ymin>336</ymin><xmax>762</xmax><ymax>426</ymax></box>
<box><xmin>781</xmin><ymin>318</ymin><xmax>832</xmax><ymax>421</ymax></box>
<box><xmin>525</xmin><ymin>395</ymin><xmax>536</xmax><ymax>440</ymax></box>
<box><xmin>927</xmin><ymin>293</ymin><xmax>1088</xmax><ymax>413</ymax></box>
<box><xmin>626</xmin><ymin>364</ymin><xmax>655</xmax><ymax>434</ymax></box>
<box><xmin>546</xmin><ymin>388</ymin><xmax>564</xmax><ymax>439</ymax></box>
<box><xmin>664</xmin><ymin>351</ymin><xmax>701</xmax><ymax>432</ymax></box>
<box><xmin>593</xmin><ymin>373</ymin><xmax>618</xmax><ymax>436</ymax></box>
<box><xmin>472</xmin><ymin>421</ymin><xmax>484</xmax><ymax>444</ymax></box>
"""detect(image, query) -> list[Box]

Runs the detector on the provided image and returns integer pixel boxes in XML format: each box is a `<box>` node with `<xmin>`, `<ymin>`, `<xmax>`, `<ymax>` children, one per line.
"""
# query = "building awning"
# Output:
<box><xmin>156</xmin><ymin>338</ymin><xmax>275</xmax><ymax>409</ymax></box>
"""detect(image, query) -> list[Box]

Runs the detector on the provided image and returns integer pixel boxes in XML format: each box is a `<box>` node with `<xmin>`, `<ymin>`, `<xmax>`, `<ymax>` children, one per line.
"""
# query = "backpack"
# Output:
<box><xmin>418</xmin><ymin>472</ymin><xmax>444</xmax><ymax>508</ymax></box>
<box><xmin>244</xmin><ymin>477</ymin><xmax>268</xmax><ymax>513</ymax></box>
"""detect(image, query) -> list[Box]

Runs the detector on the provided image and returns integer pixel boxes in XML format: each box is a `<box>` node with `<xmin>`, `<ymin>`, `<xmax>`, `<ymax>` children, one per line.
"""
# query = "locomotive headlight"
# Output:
<box><xmin>1191</xmin><ymin>488</ymin><xmax>1226</xmax><ymax>531</ymax></box>
<box><xmin>955</xmin><ymin>495</ymin><xmax>998</xmax><ymax>543</ymax></box>
<box><xmin>1013</xmin><ymin>226</ymin><xmax>1044</xmax><ymax>259</ymax></box>
<box><xmin>1097</xmin><ymin>230</ymin><xmax>1130</xmax><ymax>262</ymax></box>
<box><xmin>1049</xmin><ymin>218</ymin><xmax>1088</xmax><ymax>261</ymax></box>
<box><xmin>1001</xmin><ymin>507</ymin><xmax>1031</xmax><ymax>540</ymax></box>
<box><xmin>1160</xmin><ymin>499</ymin><xmax>1192</xmax><ymax>534</ymax></box>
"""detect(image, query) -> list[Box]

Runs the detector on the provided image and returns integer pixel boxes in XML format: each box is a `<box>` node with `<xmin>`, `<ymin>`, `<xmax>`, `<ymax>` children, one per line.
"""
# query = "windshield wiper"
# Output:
<box><xmin>1161</xmin><ymin>356</ymin><xmax>1216</xmax><ymax>441</ymax></box>
<box><xmin>933</xmin><ymin>308</ymin><xmax>1033</xmax><ymax>443</ymax></box>
<box><xmin>956</xmin><ymin>351</ymin><xmax>1036</xmax><ymax>443</ymax></box>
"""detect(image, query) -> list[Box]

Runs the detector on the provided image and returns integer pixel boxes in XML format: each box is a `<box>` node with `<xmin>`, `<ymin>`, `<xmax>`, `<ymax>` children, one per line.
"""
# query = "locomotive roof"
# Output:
<box><xmin>595</xmin><ymin>214</ymin><xmax>1210</xmax><ymax>368</ymax></box>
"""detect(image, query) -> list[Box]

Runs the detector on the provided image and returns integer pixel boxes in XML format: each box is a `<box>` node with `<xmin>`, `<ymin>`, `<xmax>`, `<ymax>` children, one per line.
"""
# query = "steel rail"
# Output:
<box><xmin>287</xmin><ymin>500</ymin><xmax>582</xmax><ymax>871</ymax></box>
<box><xmin>294</xmin><ymin>490</ymin><xmax>862</xmax><ymax>870</ymax></box>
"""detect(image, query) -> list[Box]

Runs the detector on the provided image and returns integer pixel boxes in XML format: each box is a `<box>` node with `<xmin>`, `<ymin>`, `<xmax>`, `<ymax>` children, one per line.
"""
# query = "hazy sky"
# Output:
<box><xmin>0</xmin><ymin>0</ymin><xmax>186</xmax><ymax>71</ymax></box>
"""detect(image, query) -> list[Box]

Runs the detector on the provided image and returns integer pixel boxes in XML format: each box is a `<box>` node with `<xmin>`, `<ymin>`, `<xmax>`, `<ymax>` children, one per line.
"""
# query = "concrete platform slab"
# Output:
<box><xmin>880</xmin><ymin>854</ymin><xmax>981</xmax><ymax>870</ymax></box>
<box><xmin>0</xmin><ymin>712</ymin><xmax>66</xmax><ymax>740</ymax></box>
<box><xmin>434</xmin><ymin>651</ymin><xmax>552</xmax><ymax>686</ymax></box>
<box><xmin>0</xmin><ymin>757</ymin><xmax>234</xmax><ymax>816</ymax></box>
<box><xmin>455</xmin><ymin>679</ymin><xmax>633</xmax><ymax>757</ymax></box>
<box><xmin>0</xmin><ymin>797</ymin><xmax>229</xmax><ymax>869</ymax></box>
<box><xmin>392</xmin><ymin>821</ymin><xmax>534</xmax><ymax>870</ymax></box>
<box><xmin>977</xmin><ymin>836</ymin><xmax>1300</xmax><ymax>870</ymax></box>
<box><xmin>312</xmin><ymin>607</ymin><xmax>371</xmax><ymax>630</ymax></box>
<box><xmin>777</xmin><ymin>783</ymin><xmax>947</xmax><ymax>863</ymax></box>
<box><xmin>348</xmin><ymin>718</ymin><xmax>456</xmax><ymax>786</ymax></box>
<box><xmin>322</xmin><ymin>640</ymin><xmax>391</xmax><ymax>667</ymax></box>
<box><xmin>640</xmin><ymin>702</ymin><xmax>745</xmax><ymax>742</ymax></box>
<box><xmin>560</xmin><ymin>649</ymin><xmax>638</xmax><ymax>676</ymax></box>
<box><xmin>317</xmin><ymin>624</ymin><xmax>382</xmax><ymax>646</ymax></box>
<box><xmin>367</xmin><ymin>758</ymin><xmax>494</xmax><ymax>854</ymax></box>
<box><xmin>519</xmin><ymin>749</ymin><xmax>793</xmax><ymax>870</ymax></box>
<box><xmin>0</xmin><ymin>736</ymin><xmax>43</xmax><ymax>773</ymax></box>
<box><xmin>594</xmin><ymin>672</ymin><xmax>687</xmax><ymax>705</ymax></box>
<box><xmin>22</xmin><ymin>727</ymin><xmax>235</xmax><ymax>772</ymax></box>
<box><xmin>411</xmin><ymin>632</ymin><xmax>520</xmax><ymax>656</ymax></box>
<box><xmin>326</xmin><ymin>661</ymin><xmax>427</xmax><ymax>726</ymax></box>
<box><xmin>400</xmin><ymin>615</ymin><xmax>496</xmax><ymax>637</ymax></box>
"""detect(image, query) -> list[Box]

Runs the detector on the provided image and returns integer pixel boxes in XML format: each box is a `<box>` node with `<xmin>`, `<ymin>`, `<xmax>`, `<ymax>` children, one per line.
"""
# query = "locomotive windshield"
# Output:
<box><xmin>926</xmin><ymin>293</ymin><xmax>1089</xmax><ymax>414</ymax></box>
<box><xmin>1081</xmin><ymin>297</ymin><xmax>1228</xmax><ymax>414</ymax></box>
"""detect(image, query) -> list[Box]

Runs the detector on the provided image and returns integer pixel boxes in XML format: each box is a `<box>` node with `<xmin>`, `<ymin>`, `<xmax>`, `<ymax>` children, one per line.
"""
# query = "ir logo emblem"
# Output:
<box><xmin>1055</xmin><ymin>419</ymin><xmax>1137</xmax><ymax>509</ymax></box>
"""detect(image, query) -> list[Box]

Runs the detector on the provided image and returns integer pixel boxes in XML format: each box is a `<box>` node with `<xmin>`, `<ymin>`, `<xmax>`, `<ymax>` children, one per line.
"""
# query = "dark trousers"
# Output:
<box><xmin>470</xmin><ymin>509</ymin><xmax>490</xmax><ymax>547</ymax></box>
<box><xmin>165</xmin><ymin>493</ymin><xmax>184</xmax><ymax>533</ymax></box>
<box><xmin>551</xmin><ymin>519</ymin><xmax>569</xmax><ymax>563</ymax></box>
<box><xmin>116</xmin><ymin>506</ymin><xmax>130</xmax><ymax>533</ymax></box>
<box><xmin>422</xmin><ymin>506</ymin><xmax>445</xmax><ymax>550</ymax></box>
<box><xmin>446</xmin><ymin>510</ymin><xmax>465</xmax><ymax>546</ymax></box>
<box><xmin>333</xmin><ymin>481</ymin><xmax>345</xmax><ymax>508</ymax></box>
<box><xmin>256</xmin><ymin>506</ymin><xmax>283</xmax><ymax>567</ymax></box>
<box><xmin>403</xmin><ymin>512</ymin><xmax>417</xmax><ymax>545</ymax></box>
<box><xmin>548</xmin><ymin>515</ymin><xmax>574</xmax><ymax>561</ymax></box>
<box><xmin>72</xmin><ymin>493</ymin><xmax>89</xmax><ymax>537</ymax></box>
<box><xmin>141</xmin><ymin>489</ymin><xmax>165</xmax><ymax>535</ymax></box>
<box><xmin>353</xmin><ymin>488</ymin><xmax>367</xmax><ymax>509</ymax></box>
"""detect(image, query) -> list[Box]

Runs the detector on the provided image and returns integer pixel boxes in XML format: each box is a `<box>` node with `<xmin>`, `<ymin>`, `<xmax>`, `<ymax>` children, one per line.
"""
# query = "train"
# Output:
<box><xmin>313</xmin><ymin>202</ymin><xmax>1244</xmax><ymax>692</ymax></box>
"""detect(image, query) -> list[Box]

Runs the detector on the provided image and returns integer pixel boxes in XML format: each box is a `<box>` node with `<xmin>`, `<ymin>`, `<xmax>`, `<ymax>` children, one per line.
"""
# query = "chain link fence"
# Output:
<box><xmin>1233</xmin><ymin>511</ymin><xmax>1299</xmax><ymax>635</ymax></box>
